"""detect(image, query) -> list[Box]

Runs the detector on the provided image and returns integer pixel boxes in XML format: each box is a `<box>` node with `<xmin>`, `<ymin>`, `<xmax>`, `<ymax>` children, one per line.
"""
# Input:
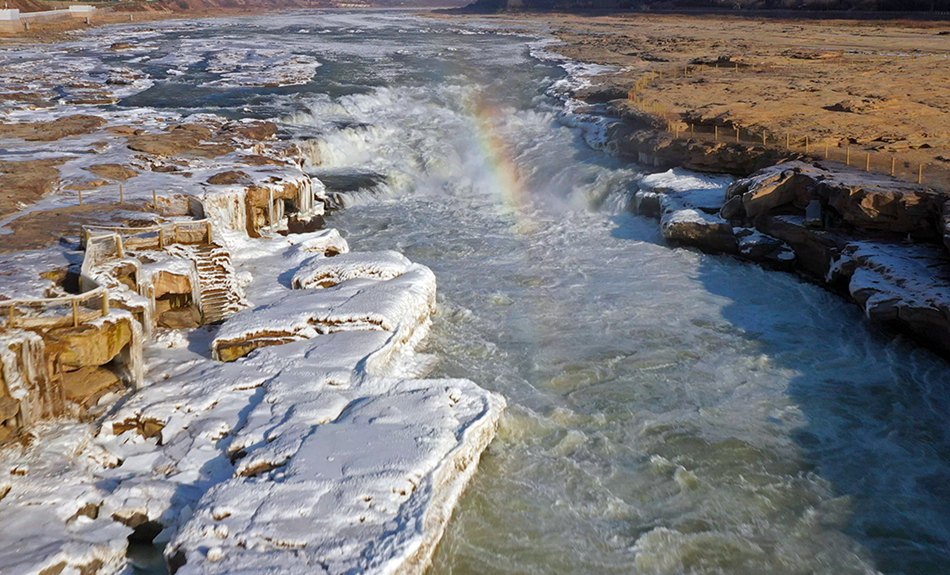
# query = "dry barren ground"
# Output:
<box><xmin>479</xmin><ymin>13</ymin><xmax>950</xmax><ymax>188</ymax></box>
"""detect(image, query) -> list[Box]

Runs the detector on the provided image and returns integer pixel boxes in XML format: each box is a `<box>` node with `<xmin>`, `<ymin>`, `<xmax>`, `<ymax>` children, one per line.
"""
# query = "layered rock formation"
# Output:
<box><xmin>633</xmin><ymin>161</ymin><xmax>950</xmax><ymax>355</ymax></box>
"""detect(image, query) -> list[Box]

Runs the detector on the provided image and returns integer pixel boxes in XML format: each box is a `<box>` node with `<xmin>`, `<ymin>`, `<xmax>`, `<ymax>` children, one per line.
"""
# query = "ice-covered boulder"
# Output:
<box><xmin>292</xmin><ymin>250</ymin><xmax>413</xmax><ymax>289</ymax></box>
<box><xmin>829</xmin><ymin>241</ymin><xmax>950</xmax><ymax>353</ymax></box>
<box><xmin>660</xmin><ymin>194</ymin><xmax>737</xmax><ymax>254</ymax></box>
<box><xmin>212</xmin><ymin>266</ymin><xmax>436</xmax><ymax>362</ymax></box>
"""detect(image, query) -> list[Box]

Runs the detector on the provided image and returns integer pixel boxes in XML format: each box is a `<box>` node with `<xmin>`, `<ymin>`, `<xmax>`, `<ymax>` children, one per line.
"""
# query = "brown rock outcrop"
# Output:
<box><xmin>127</xmin><ymin>124</ymin><xmax>235</xmax><ymax>158</ymax></box>
<box><xmin>660</xmin><ymin>205</ymin><xmax>738</xmax><ymax>254</ymax></box>
<box><xmin>0</xmin><ymin>158</ymin><xmax>65</xmax><ymax>218</ymax></box>
<box><xmin>47</xmin><ymin>317</ymin><xmax>134</xmax><ymax>371</ymax></box>
<box><xmin>62</xmin><ymin>367</ymin><xmax>121</xmax><ymax>408</ymax></box>
<box><xmin>214</xmin><ymin>332</ymin><xmax>298</xmax><ymax>363</ymax></box>
<box><xmin>725</xmin><ymin>161</ymin><xmax>947</xmax><ymax>240</ymax></box>
<box><xmin>226</xmin><ymin>121</ymin><xmax>278</xmax><ymax>141</ymax></box>
<box><xmin>756</xmin><ymin>215</ymin><xmax>850</xmax><ymax>280</ymax></box>
<box><xmin>0</xmin><ymin>115</ymin><xmax>107</xmax><ymax>141</ymax></box>
<box><xmin>607</xmin><ymin>124</ymin><xmax>783</xmax><ymax>176</ymax></box>
<box><xmin>86</xmin><ymin>164</ymin><xmax>138</xmax><ymax>181</ymax></box>
<box><xmin>207</xmin><ymin>170</ymin><xmax>251</xmax><ymax>186</ymax></box>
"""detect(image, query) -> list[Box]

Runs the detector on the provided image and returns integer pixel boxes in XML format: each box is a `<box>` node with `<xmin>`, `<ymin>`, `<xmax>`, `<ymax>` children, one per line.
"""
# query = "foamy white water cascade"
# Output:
<box><xmin>3</xmin><ymin>10</ymin><xmax>946</xmax><ymax>575</ymax></box>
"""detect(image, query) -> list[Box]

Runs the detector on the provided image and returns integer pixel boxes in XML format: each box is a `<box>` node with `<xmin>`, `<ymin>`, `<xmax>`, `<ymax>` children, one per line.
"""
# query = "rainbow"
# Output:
<box><xmin>467</xmin><ymin>92</ymin><xmax>536</xmax><ymax>231</ymax></box>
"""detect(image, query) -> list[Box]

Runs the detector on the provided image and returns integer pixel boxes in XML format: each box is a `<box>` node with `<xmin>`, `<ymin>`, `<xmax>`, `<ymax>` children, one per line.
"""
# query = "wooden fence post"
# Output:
<box><xmin>735</xmin><ymin>127</ymin><xmax>740</xmax><ymax>144</ymax></box>
<box><xmin>119</xmin><ymin>184</ymin><xmax>124</xmax><ymax>203</ymax></box>
<box><xmin>715</xmin><ymin>126</ymin><xmax>719</xmax><ymax>142</ymax></box>
<box><xmin>846</xmin><ymin>146</ymin><xmax>851</xmax><ymax>166</ymax></box>
<box><xmin>71</xmin><ymin>300</ymin><xmax>79</xmax><ymax>328</ymax></box>
<box><xmin>824</xmin><ymin>142</ymin><xmax>829</xmax><ymax>159</ymax></box>
<box><xmin>158</xmin><ymin>228</ymin><xmax>166</xmax><ymax>249</ymax></box>
<box><xmin>918</xmin><ymin>164</ymin><xmax>924</xmax><ymax>185</ymax></box>
<box><xmin>78</xmin><ymin>190</ymin><xmax>83</xmax><ymax>206</ymax></box>
<box><xmin>805</xmin><ymin>136</ymin><xmax>809</xmax><ymax>155</ymax></box>
<box><xmin>152</xmin><ymin>190</ymin><xmax>158</xmax><ymax>208</ymax></box>
<box><xmin>890</xmin><ymin>157</ymin><xmax>896</xmax><ymax>176</ymax></box>
<box><xmin>205</xmin><ymin>221</ymin><xmax>213</xmax><ymax>243</ymax></box>
<box><xmin>7</xmin><ymin>305</ymin><xmax>15</xmax><ymax>328</ymax></box>
<box><xmin>865</xmin><ymin>152</ymin><xmax>871</xmax><ymax>172</ymax></box>
<box><xmin>101</xmin><ymin>294</ymin><xmax>109</xmax><ymax>317</ymax></box>
<box><xmin>785</xmin><ymin>133</ymin><xmax>789</xmax><ymax>151</ymax></box>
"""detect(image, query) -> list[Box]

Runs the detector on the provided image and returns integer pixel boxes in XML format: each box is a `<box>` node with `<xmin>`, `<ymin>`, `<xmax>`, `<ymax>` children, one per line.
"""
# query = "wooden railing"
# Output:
<box><xmin>0</xmin><ymin>287</ymin><xmax>110</xmax><ymax>330</ymax></box>
<box><xmin>82</xmin><ymin>219</ymin><xmax>213</xmax><ymax>254</ymax></box>
<box><xmin>0</xmin><ymin>220</ymin><xmax>214</xmax><ymax>332</ymax></box>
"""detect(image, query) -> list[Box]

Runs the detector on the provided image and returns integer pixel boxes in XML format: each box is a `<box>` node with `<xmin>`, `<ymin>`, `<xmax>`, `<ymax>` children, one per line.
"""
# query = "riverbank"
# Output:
<box><xmin>0</xmin><ymin>15</ymin><xmax>504</xmax><ymax>574</ymax></box>
<box><xmin>458</xmin><ymin>11</ymin><xmax>950</xmax><ymax>357</ymax></box>
<box><xmin>522</xmin><ymin>12</ymin><xmax>950</xmax><ymax>188</ymax></box>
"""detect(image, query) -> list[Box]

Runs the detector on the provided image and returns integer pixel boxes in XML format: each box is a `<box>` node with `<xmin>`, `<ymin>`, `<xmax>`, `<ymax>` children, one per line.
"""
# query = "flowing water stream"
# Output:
<box><xmin>76</xmin><ymin>10</ymin><xmax>950</xmax><ymax>574</ymax></box>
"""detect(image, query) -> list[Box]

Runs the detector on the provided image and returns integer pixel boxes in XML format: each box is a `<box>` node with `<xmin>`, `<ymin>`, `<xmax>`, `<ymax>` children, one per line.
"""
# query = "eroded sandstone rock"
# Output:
<box><xmin>62</xmin><ymin>366</ymin><xmax>121</xmax><ymax>408</ymax></box>
<box><xmin>725</xmin><ymin>161</ymin><xmax>946</xmax><ymax>239</ymax></box>
<box><xmin>86</xmin><ymin>164</ymin><xmax>138</xmax><ymax>182</ymax></box>
<box><xmin>0</xmin><ymin>115</ymin><xmax>107</xmax><ymax>142</ymax></box>
<box><xmin>47</xmin><ymin>317</ymin><xmax>134</xmax><ymax>371</ymax></box>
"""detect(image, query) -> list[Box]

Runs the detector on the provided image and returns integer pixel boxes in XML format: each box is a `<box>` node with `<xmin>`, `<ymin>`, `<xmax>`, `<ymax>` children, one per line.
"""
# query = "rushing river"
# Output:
<box><xmin>66</xmin><ymin>10</ymin><xmax>950</xmax><ymax>574</ymax></box>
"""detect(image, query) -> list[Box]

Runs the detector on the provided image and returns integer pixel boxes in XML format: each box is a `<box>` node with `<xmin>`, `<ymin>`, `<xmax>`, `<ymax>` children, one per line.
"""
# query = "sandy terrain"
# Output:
<box><xmin>0</xmin><ymin>9</ymin><xmax>178</xmax><ymax>41</ymax></box>
<box><xmin>476</xmin><ymin>13</ymin><xmax>950</xmax><ymax>189</ymax></box>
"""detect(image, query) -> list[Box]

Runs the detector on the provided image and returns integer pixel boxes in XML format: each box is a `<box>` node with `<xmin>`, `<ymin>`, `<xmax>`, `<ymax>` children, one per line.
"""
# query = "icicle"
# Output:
<box><xmin>0</xmin><ymin>330</ymin><xmax>49</xmax><ymax>427</ymax></box>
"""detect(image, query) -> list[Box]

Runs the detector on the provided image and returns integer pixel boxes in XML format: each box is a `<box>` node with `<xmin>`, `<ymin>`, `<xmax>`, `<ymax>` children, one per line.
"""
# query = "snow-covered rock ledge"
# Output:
<box><xmin>0</xmin><ymin>228</ymin><xmax>505</xmax><ymax>574</ymax></box>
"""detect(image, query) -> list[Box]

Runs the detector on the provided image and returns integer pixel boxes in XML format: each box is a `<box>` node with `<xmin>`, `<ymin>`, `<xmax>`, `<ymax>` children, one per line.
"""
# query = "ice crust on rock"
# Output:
<box><xmin>212</xmin><ymin>265</ymin><xmax>436</xmax><ymax>362</ymax></box>
<box><xmin>292</xmin><ymin>250</ymin><xmax>414</xmax><ymax>289</ymax></box>
<box><xmin>169</xmin><ymin>374</ymin><xmax>503</xmax><ymax>575</ymax></box>
<box><xmin>0</xmin><ymin>224</ymin><xmax>504</xmax><ymax>575</ymax></box>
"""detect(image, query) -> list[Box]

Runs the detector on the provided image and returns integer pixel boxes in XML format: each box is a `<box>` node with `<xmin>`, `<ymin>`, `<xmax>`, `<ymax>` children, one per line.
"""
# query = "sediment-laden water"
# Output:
<box><xmin>38</xmin><ymin>11</ymin><xmax>950</xmax><ymax>574</ymax></box>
